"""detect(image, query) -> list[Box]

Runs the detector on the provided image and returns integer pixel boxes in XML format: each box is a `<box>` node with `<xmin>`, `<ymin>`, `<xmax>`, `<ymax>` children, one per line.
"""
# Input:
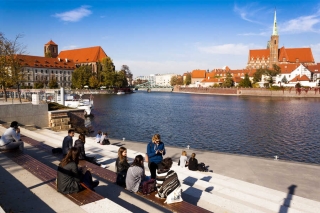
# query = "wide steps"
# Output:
<box><xmin>8</xmin><ymin>126</ymin><xmax>320</xmax><ymax>213</ymax></box>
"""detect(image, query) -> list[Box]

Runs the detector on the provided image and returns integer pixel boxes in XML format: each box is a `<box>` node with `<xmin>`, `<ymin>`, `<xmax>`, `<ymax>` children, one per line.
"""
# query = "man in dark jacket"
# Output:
<box><xmin>62</xmin><ymin>129</ymin><xmax>75</xmax><ymax>156</ymax></box>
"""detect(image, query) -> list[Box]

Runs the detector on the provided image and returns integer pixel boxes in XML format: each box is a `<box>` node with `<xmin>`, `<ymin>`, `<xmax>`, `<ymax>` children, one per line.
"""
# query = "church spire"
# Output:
<box><xmin>272</xmin><ymin>10</ymin><xmax>278</xmax><ymax>35</ymax></box>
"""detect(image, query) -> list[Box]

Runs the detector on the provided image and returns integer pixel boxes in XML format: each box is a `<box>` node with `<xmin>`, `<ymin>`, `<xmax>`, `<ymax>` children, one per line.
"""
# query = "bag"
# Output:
<box><xmin>141</xmin><ymin>179</ymin><xmax>155</xmax><ymax>195</ymax></box>
<box><xmin>52</xmin><ymin>148</ymin><xmax>62</xmax><ymax>154</ymax></box>
<box><xmin>116</xmin><ymin>170</ymin><xmax>127</xmax><ymax>186</ymax></box>
<box><xmin>197</xmin><ymin>162</ymin><xmax>206</xmax><ymax>172</ymax></box>
<box><xmin>164</xmin><ymin>185</ymin><xmax>183</xmax><ymax>204</ymax></box>
<box><xmin>145</xmin><ymin>153</ymin><xmax>149</xmax><ymax>163</ymax></box>
<box><xmin>101</xmin><ymin>138</ymin><xmax>110</xmax><ymax>145</ymax></box>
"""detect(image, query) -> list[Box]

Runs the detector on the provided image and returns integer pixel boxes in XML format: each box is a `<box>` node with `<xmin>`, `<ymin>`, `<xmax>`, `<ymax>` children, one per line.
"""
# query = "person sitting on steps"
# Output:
<box><xmin>188</xmin><ymin>153</ymin><xmax>198</xmax><ymax>171</ymax></box>
<box><xmin>62</xmin><ymin>129</ymin><xmax>75</xmax><ymax>156</ymax></box>
<box><xmin>95</xmin><ymin>130</ymin><xmax>102</xmax><ymax>143</ymax></box>
<box><xmin>57</xmin><ymin>147</ymin><xmax>99</xmax><ymax>194</ymax></box>
<box><xmin>125</xmin><ymin>155</ymin><xmax>146</xmax><ymax>193</ymax></box>
<box><xmin>155</xmin><ymin>157</ymin><xmax>180</xmax><ymax>199</ymax></box>
<box><xmin>0</xmin><ymin>121</ymin><xmax>24</xmax><ymax>151</ymax></box>
<box><xmin>115</xmin><ymin>147</ymin><xmax>130</xmax><ymax>186</ymax></box>
<box><xmin>74</xmin><ymin>133</ymin><xmax>101</xmax><ymax>166</ymax></box>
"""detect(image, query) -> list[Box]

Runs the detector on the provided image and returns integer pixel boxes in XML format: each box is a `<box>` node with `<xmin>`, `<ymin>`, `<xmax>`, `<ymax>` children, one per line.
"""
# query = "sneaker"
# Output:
<box><xmin>92</xmin><ymin>180</ymin><xmax>99</xmax><ymax>188</ymax></box>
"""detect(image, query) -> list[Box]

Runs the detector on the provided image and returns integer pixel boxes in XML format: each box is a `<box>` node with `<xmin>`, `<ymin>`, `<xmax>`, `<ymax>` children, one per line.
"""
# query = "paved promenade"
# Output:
<box><xmin>1</xmin><ymin>125</ymin><xmax>320</xmax><ymax>212</ymax></box>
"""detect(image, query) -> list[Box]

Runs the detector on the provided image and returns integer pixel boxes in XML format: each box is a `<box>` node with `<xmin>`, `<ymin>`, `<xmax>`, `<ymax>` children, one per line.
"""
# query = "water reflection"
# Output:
<box><xmin>87</xmin><ymin>92</ymin><xmax>320</xmax><ymax>164</ymax></box>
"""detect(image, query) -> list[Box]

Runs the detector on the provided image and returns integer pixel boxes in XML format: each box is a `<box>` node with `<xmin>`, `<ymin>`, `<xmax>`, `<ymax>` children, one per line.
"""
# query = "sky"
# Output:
<box><xmin>1</xmin><ymin>0</ymin><xmax>320</xmax><ymax>77</ymax></box>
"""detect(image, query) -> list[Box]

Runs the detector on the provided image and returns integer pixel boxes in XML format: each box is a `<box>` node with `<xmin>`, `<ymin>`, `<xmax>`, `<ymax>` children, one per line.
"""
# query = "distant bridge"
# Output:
<box><xmin>134</xmin><ymin>82</ymin><xmax>173</xmax><ymax>89</ymax></box>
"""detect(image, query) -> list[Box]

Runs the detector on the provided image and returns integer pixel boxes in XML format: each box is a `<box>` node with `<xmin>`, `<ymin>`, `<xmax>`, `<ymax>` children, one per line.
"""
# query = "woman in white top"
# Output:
<box><xmin>179</xmin><ymin>151</ymin><xmax>188</xmax><ymax>168</ymax></box>
<box><xmin>95</xmin><ymin>131</ymin><xmax>102</xmax><ymax>143</ymax></box>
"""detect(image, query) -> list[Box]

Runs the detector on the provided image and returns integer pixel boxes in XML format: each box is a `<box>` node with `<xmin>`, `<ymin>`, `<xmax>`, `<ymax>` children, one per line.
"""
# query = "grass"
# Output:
<box><xmin>48</xmin><ymin>102</ymin><xmax>73</xmax><ymax>111</ymax></box>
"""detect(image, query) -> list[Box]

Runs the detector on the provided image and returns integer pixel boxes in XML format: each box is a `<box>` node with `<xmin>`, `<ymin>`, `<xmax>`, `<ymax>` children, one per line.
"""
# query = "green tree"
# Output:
<box><xmin>71</xmin><ymin>65</ymin><xmax>91</xmax><ymax>89</ymax></box>
<box><xmin>48</xmin><ymin>76</ymin><xmax>58</xmax><ymax>89</ymax></box>
<box><xmin>121</xmin><ymin>65</ymin><xmax>132</xmax><ymax>86</ymax></box>
<box><xmin>34</xmin><ymin>81</ymin><xmax>44</xmax><ymax>89</ymax></box>
<box><xmin>238</xmin><ymin>73</ymin><xmax>252</xmax><ymax>87</ymax></box>
<box><xmin>99</xmin><ymin>56</ymin><xmax>116</xmax><ymax>87</ymax></box>
<box><xmin>253</xmin><ymin>64</ymin><xmax>281</xmax><ymax>84</ymax></box>
<box><xmin>89</xmin><ymin>75</ymin><xmax>99</xmax><ymax>89</ymax></box>
<box><xmin>184</xmin><ymin>72</ymin><xmax>191</xmax><ymax>85</ymax></box>
<box><xmin>45</xmin><ymin>50</ymin><xmax>52</xmax><ymax>58</ymax></box>
<box><xmin>281</xmin><ymin>75</ymin><xmax>288</xmax><ymax>84</ymax></box>
<box><xmin>114</xmin><ymin>70</ymin><xmax>128</xmax><ymax>88</ymax></box>
<box><xmin>221</xmin><ymin>72</ymin><xmax>234</xmax><ymax>87</ymax></box>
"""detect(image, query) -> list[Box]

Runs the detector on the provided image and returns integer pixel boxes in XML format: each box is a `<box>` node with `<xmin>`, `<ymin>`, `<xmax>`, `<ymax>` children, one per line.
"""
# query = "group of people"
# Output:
<box><xmin>179</xmin><ymin>151</ymin><xmax>199</xmax><ymax>171</ymax></box>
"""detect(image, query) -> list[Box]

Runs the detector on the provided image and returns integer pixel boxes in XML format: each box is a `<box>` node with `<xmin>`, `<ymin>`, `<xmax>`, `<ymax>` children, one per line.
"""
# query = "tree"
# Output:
<box><xmin>253</xmin><ymin>64</ymin><xmax>281</xmax><ymax>84</ymax></box>
<box><xmin>114</xmin><ymin>70</ymin><xmax>128</xmax><ymax>88</ymax></box>
<box><xmin>170</xmin><ymin>76</ymin><xmax>177</xmax><ymax>86</ymax></box>
<box><xmin>0</xmin><ymin>33</ymin><xmax>26</xmax><ymax>102</ymax></box>
<box><xmin>184</xmin><ymin>73</ymin><xmax>191</xmax><ymax>85</ymax></box>
<box><xmin>45</xmin><ymin>50</ymin><xmax>52</xmax><ymax>58</ymax></box>
<box><xmin>34</xmin><ymin>81</ymin><xmax>44</xmax><ymax>89</ymax></box>
<box><xmin>221</xmin><ymin>72</ymin><xmax>234</xmax><ymax>87</ymax></box>
<box><xmin>48</xmin><ymin>75</ymin><xmax>58</xmax><ymax>89</ymax></box>
<box><xmin>121</xmin><ymin>65</ymin><xmax>132</xmax><ymax>86</ymax></box>
<box><xmin>99</xmin><ymin>56</ymin><xmax>116</xmax><ymax>87</ymax></box>
<box><xmin>89</xmin><ymin>75</ymin><xmax>99</xmax><ymax>89</ymax></box>
<box><xmin>71</xmin><ymin>65</ymin><xmax>92</xmax><ymax>89</ymax></box>
<box><xmin>281</xmin><ymin>75</ymin><xmax>288</xmax><ymax>84</ymax></box>
<box><xmin>238</xmin><ymin>73</ymin><xmax>252</xmax><ymax>87</ymax></box>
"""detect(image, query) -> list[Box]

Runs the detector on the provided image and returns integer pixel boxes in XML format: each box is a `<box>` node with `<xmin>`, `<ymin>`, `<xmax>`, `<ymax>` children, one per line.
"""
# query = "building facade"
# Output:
<box><xmin>17</xmin><ymin>55</ymin><xmax>75</xmax><ymax>88</ymax></box>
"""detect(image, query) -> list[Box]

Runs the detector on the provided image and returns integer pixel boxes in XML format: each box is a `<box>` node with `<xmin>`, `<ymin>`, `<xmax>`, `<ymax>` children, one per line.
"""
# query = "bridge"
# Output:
<box><xmin>134</xmin><ymin>82</ymin><xmax>173</xmax><ymax>89</ymax></box>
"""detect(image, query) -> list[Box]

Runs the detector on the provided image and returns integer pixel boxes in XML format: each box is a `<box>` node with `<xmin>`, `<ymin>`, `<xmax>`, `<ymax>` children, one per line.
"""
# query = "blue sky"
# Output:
<box><xmin>1</xmin><ymin>0</ymin><xmax>320</xmax><ymax>77</ymax></box>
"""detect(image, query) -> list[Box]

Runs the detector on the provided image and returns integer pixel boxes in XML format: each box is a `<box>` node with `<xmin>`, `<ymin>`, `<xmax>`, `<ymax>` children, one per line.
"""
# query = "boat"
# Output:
<box><xmin>57</xmin><ymin>93</ymin><xmax>94</xmax><ymax>116</ymax></box>
<box><xmin>117</xmin><ymin>90</ymin><xmax>125</xmax><ymax>95</ymax></box>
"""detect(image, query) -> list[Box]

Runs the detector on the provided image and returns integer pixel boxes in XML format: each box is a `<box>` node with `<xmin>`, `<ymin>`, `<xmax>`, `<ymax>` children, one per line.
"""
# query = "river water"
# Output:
<box><xmin>86</xmin><ymin>91</ymin><xmax>320</xmax><ymax>164</ymax></box>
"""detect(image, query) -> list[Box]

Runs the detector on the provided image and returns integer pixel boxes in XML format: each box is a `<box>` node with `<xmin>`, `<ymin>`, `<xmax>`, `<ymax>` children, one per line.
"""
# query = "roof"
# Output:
<box><xmin>201</xmin><ymin>78</ymin><xmax>224</xmax><ymax>83</ymax></box>
<box><xmin>191</xmin><ymin>70</ymin><xmax>206</xmax><ymax>78</ymax></box>
<box><xmin>16</xmin><ymin>55</ymin><xmax>76</xmax><ymax>70</ymax></box>
<box><xmin>58</xmin><ymin>46</ymin><xmax>108</xmax><ymax>63</ymax></box>
<box><xmin>233</xmin><ymin>76</ymin><xmax>242</xmax><ymax>83</ymax></box>
<box><xmin>278</xmin><ymin>47</ymin><xmax>314</xmax><ymax>63</ymax></box>
<box><xmin>305</xmin><ymin>63</ymin><xmax>320</xmax><ymax>73</ymax></box>
<box><xmin>249</xmin><ymin>49</ymin><xmax>270</xmax><ymax>60</ymax></box>
<box><xmin>278</xmin><ymin>64</ymin><xmax>300</xmax><ymax>74</ymax></box>
<box><xmin>45</xmin><ymin>40</ymin><xmax>57</xmax><ymax>45</ymax></box>
<box><xmin>290</xmin><ymin>75</ymin><xmax>310</xmax><ymax>82</ymax></box>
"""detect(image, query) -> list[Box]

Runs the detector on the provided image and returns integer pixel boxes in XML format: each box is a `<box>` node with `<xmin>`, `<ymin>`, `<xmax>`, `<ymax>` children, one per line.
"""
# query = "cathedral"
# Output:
<box><xmin>247</xmin><ymin>11</ymin><xmax>315</xmax><ymax>69</ymax></box>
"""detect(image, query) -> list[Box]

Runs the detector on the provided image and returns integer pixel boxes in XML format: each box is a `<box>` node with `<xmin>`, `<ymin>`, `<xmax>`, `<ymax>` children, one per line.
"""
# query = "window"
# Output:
<box><xmin>28</xmin><ymin>69</ymin><xmax>30</xmax><ymax>72</ymax></box>
<box><xmin>41</xmin><ymin>70</ymin><xmax>43</xmax><ymax>73</ymax></box>
<box><xmin>45</xmin><ymin>70</ymin><xmax>47</xmax><ymax>74</ymax></box>
<box><xmin>60</xmin><ymin>71</ymin><xmax>62</xmax><ymax>74</ymax></box>
<box><xmin>68</xmin><ymin>71</ymin><xmax>70</xmax><ymax>75</ymax></box>
<box><xmin>35</xmin><ymin>69</ymin><xmax>37</xmax><ymax>73</ymax></box>
<box><xmin>51</xmin><ymin>70</ymin><xmax>53</xmax><ymax>74</ymax></box>
<box><xmin>36</xmin><ymin>76</ymin><xmax>38</xmax><ymax>80</ymax></box>
<box><xmin>56</xmin><ymin>71</ymin><xmax>58</xmax><ymax>74</ymax></box>
<box><xmin>64</xmin><ymin>71</ymin><xmax>66</xmax><ymax>74</ymax></box>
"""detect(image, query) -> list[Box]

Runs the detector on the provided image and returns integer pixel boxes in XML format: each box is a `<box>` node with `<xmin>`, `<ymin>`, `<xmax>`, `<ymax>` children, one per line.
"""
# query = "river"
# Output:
<box><xmin>86</xmin><ymin>91</ymin><xmax>320</xmax><ymax>164</ymax></box>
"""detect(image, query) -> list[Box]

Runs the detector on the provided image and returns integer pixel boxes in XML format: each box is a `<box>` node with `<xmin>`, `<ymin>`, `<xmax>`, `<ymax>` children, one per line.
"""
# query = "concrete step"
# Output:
<box><xmin>10</xmin><ymin>126</ymin><xmax>320</xmax><ymax>213</ymax></box>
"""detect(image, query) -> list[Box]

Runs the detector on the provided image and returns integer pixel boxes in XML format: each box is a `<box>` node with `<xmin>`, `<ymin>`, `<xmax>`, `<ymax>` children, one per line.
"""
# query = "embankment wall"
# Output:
<box><xmin>0</xmin><ymin>103</ymin><xmax>48</xmax><ymax>127</ymax></box>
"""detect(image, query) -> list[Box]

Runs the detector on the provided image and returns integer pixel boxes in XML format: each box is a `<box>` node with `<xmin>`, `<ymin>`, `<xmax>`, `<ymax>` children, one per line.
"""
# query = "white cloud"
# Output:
<box><xmin>280</xmin><ymin>14</ymin><xmax>320</xmax><ymax>33</ymax></box>
<box><xmin>197</xmin><ymin>43</ymin><xmax>262</xmax><ymax>55</ymax></box>
<box><xmin>54</xmin><ymin>6</ymin><xmax>92</xmax><ymax>22</ymax></box>
<box><xmin>233</xmin><ymin>4</ymin><xmax>265</xmax><ymax>24</ymax></box>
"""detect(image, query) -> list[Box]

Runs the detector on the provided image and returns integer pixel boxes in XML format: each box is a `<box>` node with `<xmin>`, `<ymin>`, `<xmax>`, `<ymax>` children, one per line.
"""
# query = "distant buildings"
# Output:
<box><xmin>134</xmin><ymin>73</ymin><xmax>177</xmax><ymax>87</ymax></box>
<box><xmin>19</xmin><ymin>40</ymin><xmax>109</xmax><ymax>88</ymax></box>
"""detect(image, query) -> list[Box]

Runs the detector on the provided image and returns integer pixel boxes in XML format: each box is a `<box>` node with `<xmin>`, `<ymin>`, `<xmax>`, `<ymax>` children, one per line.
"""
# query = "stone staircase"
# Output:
<box><xmin>5</xmin><ymin>126</ymin><xmax>320</xmax><ymax>213</ymax></box>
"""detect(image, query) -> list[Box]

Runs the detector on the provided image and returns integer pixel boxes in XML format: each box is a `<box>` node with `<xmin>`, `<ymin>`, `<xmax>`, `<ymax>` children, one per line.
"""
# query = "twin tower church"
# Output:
<box><xmin>247</xmin><ymin>11</ymin><xmax>315</xmax><ymax>69</ymax></box>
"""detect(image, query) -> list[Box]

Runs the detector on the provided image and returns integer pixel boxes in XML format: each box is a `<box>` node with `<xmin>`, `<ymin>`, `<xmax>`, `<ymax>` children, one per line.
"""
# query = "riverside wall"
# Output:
<box><xmin>174</xmin><ymin>86</ymin><xmax>320</xmax><ymax>98</ymax></box>
<box><xmin>0</xmin><ymin>103</ymin><xmax>48</xmax><ymax>127</ymax></box>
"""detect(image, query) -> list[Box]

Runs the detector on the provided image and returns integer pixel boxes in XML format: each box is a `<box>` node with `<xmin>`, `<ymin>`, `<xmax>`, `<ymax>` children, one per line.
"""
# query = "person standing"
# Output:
<box><xmin>146</xmin><ymin>134</ymin><xmax>166</xmax><ymax>179</ymax></box>
<box><xmin>0</xmin><ymin>121</ymin><xmax>24</xmax><ymax>151</ymax></box>
<box><xmin>62</xmin><ymin>129</ymin><xmax>75</xmax><ymax>156</ymax></box>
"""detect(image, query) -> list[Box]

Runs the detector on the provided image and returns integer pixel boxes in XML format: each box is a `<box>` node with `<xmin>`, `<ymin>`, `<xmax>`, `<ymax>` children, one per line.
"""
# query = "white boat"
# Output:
<box><xmin>58</xmin><ymin>94</ymin><xmax>94</xmax><ymax>116</ymax></box>
<box><xmin>117</xmin><ymin>90</ymin><xmax>125</xmax><ymax>95</ymax></box>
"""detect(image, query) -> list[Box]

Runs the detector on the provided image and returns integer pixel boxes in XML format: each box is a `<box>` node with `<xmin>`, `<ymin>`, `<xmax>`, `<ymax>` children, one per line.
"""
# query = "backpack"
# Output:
<box><xmin>197</xmin><ymin>163</ymin><xmax>206</xmax><ymax>172</ymax></box>
<box><xmin>141</xmin><ymin>179</ymin><xmax>156</xmax><ymax>195</ymax></box>
<box><xmin>101</xmin><ymin>138</ymin><xmax>110</xmax><ymax>145</ymax></box>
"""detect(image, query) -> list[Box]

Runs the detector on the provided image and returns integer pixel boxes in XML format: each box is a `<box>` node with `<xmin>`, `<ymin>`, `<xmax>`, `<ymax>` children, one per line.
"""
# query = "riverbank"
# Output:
<box><xmin>109</xmin><ymin>138</ymin><xmax>320</xmax><ymax>203</ymax></box>
<box><xmin>174</xmin><ymin>86</ymin><xmax>320</xmax><ymax>98</ymax></box>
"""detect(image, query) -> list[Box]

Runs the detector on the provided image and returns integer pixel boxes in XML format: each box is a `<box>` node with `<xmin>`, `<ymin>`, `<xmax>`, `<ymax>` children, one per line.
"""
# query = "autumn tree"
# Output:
<box><xmin>184</xmin><ymin>72</ymin><xmax>191</xmax><ymax>85</ymax></box>
<box><xmin>48</xmin><ymin>75</ymin><xmax>58</xmax><ymax>89</ymax></box>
